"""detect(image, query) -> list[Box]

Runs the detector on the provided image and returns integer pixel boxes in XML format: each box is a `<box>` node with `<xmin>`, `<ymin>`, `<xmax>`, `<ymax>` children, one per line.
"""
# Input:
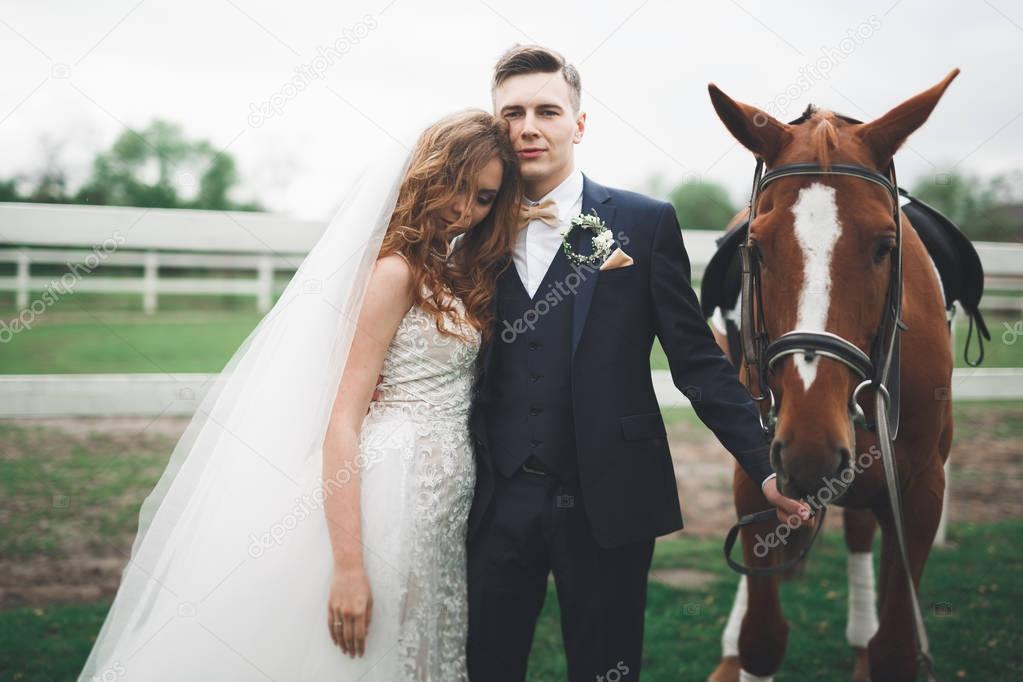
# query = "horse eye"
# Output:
<box><xmin>873</xmin><ymin>239</ymin><xmax>895</xmax><ymax>264</ymax></box>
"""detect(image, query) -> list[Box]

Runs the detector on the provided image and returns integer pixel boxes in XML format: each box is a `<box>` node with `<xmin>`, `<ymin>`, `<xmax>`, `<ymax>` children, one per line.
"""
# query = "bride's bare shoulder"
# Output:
<box><xmin>369</xmin><ymin>253</ymin><xmax>415</xmax><ymax>306</ymax></box>
<box><xmin>374</xmin><ymin>252</ymin><xmax>412</xmax><ymax>282</ymax></box>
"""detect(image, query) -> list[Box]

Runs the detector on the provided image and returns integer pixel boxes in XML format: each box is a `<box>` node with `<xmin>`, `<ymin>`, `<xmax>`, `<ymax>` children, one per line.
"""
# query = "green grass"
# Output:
<box><xmin>0</xmin><ymin>601</ymin><xmax>111</xmax><ymax>682</ymax></box>
<box><xmin>0</xmin><ymin>310</ymin><xmax>261</xmax><ymax>374</ymax></box>
<box><xmin>949</xmin><ymin>401</ymin><xmax>1023</xmax><ymax>440</ymax></box>
<box><xmin>0</xmin><ymin>422</ymin><xmax>172</xmax><ymax>556</ymax></box>
<box><xmin>523</xmin><ymin>522</ymin><xmax>1023</xmax><ymax>681</ymax></box>
<box><xmin>2</xmin><ymin>522</ymin><xmax>1018</xmax><ymax>681</ymax></box>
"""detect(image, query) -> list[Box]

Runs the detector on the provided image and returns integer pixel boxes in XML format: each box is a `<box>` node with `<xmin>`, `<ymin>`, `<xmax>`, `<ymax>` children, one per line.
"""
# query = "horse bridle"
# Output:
<box><xmin>724</xmin><ymin>135</ymin><xmax>940</xmax><ymax>679</ymax></box>
<box><xmin>738</xmin><ymin>158</ymin><xmax>904</xmax><ymax>442</ymax></box>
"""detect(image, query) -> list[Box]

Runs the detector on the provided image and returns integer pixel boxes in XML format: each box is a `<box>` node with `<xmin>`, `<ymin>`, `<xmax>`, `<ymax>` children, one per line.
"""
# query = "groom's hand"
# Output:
<box><xmin>761</xmin><ymin>476</ymin><xmax>813</xmax><ymax>526</ymax></box>
<box><xmin>366</xmin><ymin>375</ymin><xmax>383</xmax><ymax>415</ymax></box>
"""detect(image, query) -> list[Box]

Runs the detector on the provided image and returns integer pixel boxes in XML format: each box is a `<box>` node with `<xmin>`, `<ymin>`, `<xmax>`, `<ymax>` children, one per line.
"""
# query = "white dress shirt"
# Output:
<box><xmin>512</xmin><ymin>168</ymin><xmax>584</xmax><ymax>298</ymax></box>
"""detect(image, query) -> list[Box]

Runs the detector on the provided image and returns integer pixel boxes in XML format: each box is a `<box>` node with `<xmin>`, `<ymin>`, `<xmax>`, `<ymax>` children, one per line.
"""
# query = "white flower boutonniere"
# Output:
<box><xmin>561</xmin><ymin>210</ymin><xmax>613</xmax><ymax>267</ymax></box>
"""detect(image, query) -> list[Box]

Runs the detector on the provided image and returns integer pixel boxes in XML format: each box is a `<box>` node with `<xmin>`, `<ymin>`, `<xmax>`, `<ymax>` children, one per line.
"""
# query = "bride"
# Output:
<box><xmin>77</xmin><ymin>109</ymin><xmax>521</xmax><ymax>681</ymax></box>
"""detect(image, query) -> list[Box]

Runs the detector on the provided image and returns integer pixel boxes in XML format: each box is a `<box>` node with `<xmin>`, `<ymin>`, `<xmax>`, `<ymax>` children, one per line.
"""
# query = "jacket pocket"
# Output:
<box><xmin>597</xmin><ymin>262</ymin><xmax>638</xmax><ymax>280</ymax></box>
<box><xmin>619</xmin><ymin>411</ymin><xmax>667</xmax><ymax>441</ymax></box>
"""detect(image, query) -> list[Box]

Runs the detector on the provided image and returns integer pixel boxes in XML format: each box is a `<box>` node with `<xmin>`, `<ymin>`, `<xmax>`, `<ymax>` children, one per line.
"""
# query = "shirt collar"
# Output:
<box><xmin>526</xmin><ymin>167</ymin><xmax>584</xmax><ymax>215</ymax></box>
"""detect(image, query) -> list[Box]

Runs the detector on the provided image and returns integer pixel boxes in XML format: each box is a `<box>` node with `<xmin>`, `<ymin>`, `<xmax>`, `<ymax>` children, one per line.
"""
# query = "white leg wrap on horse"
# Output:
<box><xmin>739</xmin><ymin>670</ymin><xmax>774</xmax><ymax>682</ymax></box>
<box><xmin>846</xmin><ymin>551</ymin><xmax>879</xmax><ymax>647</ymax></box>
<box><xmin>722</xmin><ymin>576</ymin><xmax>748</xmax><ymax>657</ymax></box>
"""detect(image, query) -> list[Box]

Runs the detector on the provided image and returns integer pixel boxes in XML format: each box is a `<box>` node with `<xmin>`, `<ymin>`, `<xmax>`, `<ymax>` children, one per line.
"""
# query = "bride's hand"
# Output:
<box><xmin>328</xmin><ymin>565</ymin><xmax>373</xmax><ymax>658</ymax></box>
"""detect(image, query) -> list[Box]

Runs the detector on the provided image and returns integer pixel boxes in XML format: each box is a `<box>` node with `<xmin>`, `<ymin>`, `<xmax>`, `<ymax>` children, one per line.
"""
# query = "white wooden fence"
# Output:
<box><xmin>1</xmin><ymin>200</ymin><xmax>1021</xmax><ymax>417</ymax></box>
<box><xmin>2</xmin><ymin>201</ymin><xmax>1021</xmax><ymax>314</ymax></box>
<box><xmin>0</xmin><ymin>202</ymin><xmax>321</xmax><ymax>313</ymax></box>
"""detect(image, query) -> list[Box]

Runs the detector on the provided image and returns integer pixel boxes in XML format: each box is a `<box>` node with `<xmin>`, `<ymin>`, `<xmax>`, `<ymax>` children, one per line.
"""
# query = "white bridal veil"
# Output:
<box><xmin>77</xmin><ymin>142</ymin><xmax>413</xmax><ymax>681</ymax></box>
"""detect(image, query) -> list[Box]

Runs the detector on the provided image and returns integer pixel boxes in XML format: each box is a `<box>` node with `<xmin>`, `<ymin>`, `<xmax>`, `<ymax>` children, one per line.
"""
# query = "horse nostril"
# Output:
<box><xmin>837</xmin><ymin>446</ymin><xmax>851</xmax><ymax>475</ymax></box>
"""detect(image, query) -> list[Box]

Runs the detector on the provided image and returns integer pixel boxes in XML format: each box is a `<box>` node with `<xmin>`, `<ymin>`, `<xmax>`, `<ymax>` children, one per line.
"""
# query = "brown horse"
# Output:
<box><xmin>704</xmin><ymin>70</ymin><xmax>959</xmax><ymax>682</ymax></box>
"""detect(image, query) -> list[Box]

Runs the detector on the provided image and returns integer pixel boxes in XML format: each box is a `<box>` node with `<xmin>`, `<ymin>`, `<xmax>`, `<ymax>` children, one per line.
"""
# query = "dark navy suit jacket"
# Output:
<box><xmin>468</xmin><ymin>175</ymin><xmax>774</xmax><ymax>548</ymax></box>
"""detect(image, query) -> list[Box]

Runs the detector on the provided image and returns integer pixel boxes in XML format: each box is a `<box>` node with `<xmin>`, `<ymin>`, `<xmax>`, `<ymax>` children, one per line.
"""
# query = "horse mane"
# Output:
<box><xmin>798</xmin><ymin>104</ymin><xmax>840</xmax><ymax>171</ymax></box>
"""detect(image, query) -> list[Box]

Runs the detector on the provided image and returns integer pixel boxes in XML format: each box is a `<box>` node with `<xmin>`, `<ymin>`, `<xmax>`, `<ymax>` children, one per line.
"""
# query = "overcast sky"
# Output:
<box><xmin>1</xmin><ymin>0</ymin><xmax>1021</xmax><ymax>220</ymax></box>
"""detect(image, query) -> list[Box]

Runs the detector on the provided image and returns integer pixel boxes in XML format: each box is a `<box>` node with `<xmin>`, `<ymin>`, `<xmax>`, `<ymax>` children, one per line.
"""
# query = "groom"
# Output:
<box><xmin>466</xmin><ymin>45</ymin><xmax>806</xmax><ymax>681</ymax></box>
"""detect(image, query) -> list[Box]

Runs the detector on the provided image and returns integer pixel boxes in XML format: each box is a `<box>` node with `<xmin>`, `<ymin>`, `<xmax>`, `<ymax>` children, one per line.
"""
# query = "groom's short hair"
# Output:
<box><xmin>492</xmin><ymin>45</ymin><xmax>581</xmax><ymax>112</ymax></box>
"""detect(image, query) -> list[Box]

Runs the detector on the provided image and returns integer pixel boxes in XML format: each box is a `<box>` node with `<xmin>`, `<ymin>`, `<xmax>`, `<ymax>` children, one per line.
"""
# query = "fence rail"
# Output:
<box><xmin>2</xmin><ymin>201</ymin><xmax>1021</xmax><ymax>314</ymax></box>
<box><xmin>0</xmin><ymin>368</ymin><xmax>1019</xmax><ymax>418</ymax></box>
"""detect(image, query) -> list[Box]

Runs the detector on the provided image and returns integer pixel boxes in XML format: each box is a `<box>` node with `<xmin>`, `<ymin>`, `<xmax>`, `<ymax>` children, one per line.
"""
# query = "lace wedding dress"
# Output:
<box><xmin>352</xmin><ymin>290</ymin><xmax>480</xmax><ymax>680</ymax></box>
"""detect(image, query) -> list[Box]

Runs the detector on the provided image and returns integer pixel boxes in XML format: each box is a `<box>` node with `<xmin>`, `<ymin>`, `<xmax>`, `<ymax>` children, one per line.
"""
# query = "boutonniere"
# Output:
<box><xmin>560</xmin><ymin>210</ymin><xmax>613</xmax><ymax>267</ymax></box>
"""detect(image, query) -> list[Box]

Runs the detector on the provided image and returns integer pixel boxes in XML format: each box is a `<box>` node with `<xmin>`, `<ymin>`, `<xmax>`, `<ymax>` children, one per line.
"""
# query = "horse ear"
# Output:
<box><xmin>856</xmin><ymin>69</ymin><xmax>960</xmax><ymax>166</ymax></box>
<box><xmin>708</xmin><ymin>83</ymin><xmax>790</xmax><ymax>163</ymax></box>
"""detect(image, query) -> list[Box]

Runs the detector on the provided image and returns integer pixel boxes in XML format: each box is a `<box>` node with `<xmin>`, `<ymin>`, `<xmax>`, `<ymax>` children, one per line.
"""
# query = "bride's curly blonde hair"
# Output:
<box><xmin>379</xmin><ymin>109</ymin><xmax>521</xmax><ymax>344</ymax></box>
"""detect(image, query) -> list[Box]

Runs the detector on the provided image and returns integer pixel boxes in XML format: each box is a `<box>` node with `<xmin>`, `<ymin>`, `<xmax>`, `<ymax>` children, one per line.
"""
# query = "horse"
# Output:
<box><xmin>702</xmin><ymin>70</ymin><xmax>961</xmax><ymax>682</ymax></box>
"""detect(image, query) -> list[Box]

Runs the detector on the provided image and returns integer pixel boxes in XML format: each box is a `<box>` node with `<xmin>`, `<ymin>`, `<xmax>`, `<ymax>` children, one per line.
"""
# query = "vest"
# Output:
<box><xmin>486</xmin><ymin>246</ymin><xmax>579</xmax><ymax>480</ymax></box>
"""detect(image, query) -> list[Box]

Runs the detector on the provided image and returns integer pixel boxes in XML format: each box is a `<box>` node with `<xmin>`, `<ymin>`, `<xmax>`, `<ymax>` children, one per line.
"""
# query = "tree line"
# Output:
<box><xmin>2</xmin><ymin>118</ymin><xmax>1019</xmax><ymax>242</ymax></box>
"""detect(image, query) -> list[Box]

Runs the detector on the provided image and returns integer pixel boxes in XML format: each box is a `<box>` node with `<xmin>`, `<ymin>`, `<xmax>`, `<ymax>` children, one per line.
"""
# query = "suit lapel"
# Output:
<box><xmin>571</xmin><ymin>175</ymin><xmax>615</xmax><ymax>359</ymax></box>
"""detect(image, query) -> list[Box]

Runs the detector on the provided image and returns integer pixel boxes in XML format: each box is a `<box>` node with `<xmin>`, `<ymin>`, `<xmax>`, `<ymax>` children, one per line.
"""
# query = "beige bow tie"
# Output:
<box><xmin>518</xmin><ymin>198</ymin><xmax>559</xmax><ymax>230</ymax></box>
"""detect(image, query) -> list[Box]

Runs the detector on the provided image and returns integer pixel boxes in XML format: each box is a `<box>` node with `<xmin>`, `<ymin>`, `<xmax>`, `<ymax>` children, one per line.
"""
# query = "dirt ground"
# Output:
<box><xmin>666</xmin><ymin>411</ymin><xmax>1023</xmax><ymax>538</ymax></box>
<box><xmin>1</xmin><ymin>411</ymin><xmax>1021</xmax><ymax>610</ymax></box>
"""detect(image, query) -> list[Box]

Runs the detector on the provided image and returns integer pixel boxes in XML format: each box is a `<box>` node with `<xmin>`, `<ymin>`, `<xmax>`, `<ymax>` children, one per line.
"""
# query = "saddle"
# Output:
<box><xmin>699</xmin><ymin>190</ymin><xmax>990</xmax><ymax>367</ymax></box>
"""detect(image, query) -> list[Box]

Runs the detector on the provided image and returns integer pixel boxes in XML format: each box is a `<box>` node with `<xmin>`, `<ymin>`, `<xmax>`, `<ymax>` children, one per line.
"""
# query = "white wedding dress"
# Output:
<box><xmin>77</xmin><ymin>145</ymin><xmax>480</xmax><ymax>682</ymax></box>
<box><xmin>353</xmin><ymin>291</ymin><xmax>480</xmax><ymax>680</ymax></box>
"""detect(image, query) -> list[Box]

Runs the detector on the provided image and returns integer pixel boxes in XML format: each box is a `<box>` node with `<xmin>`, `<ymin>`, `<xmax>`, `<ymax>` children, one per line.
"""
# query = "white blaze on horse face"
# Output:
<box><xmin>791</xmin><ymin>183</ymin><xmax>843</xmax><ymax>390</ymax></box>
